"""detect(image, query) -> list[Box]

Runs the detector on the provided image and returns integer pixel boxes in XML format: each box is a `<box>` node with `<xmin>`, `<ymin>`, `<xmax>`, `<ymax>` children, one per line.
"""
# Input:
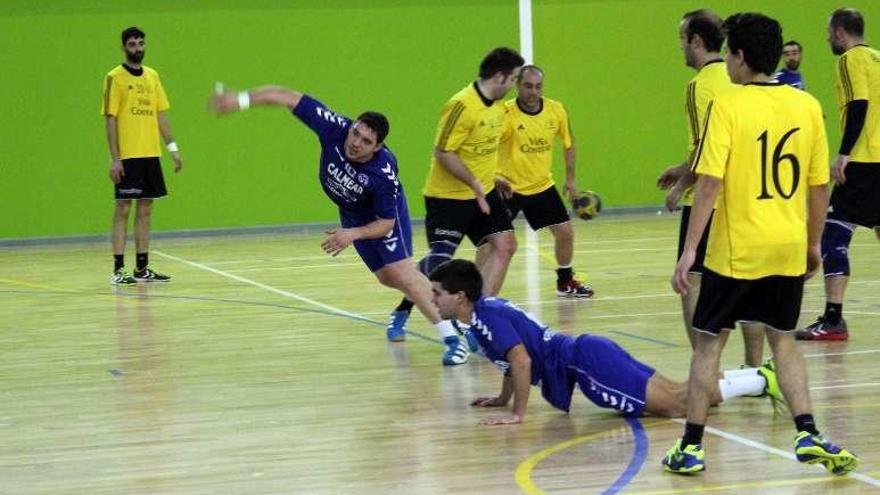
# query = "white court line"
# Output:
<box><xmin>804</xmin><ymin>349</ymin><xmax>880</xmax><ymax>358</ymax></box>
<box><xmin>810</xmin><ymin>382</ymin><xmax>880</xmax><ymax>391</ymax></box>
<box><xmin>153</xmin><ymin>250</ymin><xmax>377</xmax><ymax>324</ymax></box>
<box><xmin>670</xmin><ymin>419</ymin><xmax>880</xmax><ymax>487</ymax></box>
<box><xmin>225</xmin><ymin>262</ymin><xmax>364</xmax><ymax>273</ymax></box>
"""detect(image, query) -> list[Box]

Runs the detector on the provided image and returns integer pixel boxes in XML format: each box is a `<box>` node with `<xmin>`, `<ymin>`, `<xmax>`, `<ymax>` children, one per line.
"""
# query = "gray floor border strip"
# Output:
<box><xmin>0</xmin><ymin>205</ymin><xmax>667</xmax><ymax>248</ymax></box>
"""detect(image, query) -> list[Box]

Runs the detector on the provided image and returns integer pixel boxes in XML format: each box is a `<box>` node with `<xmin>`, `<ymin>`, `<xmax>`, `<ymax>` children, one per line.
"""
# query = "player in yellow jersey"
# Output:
<box><xmin>658</xmin><ymin>10</ymin><xmax>766</xmax><ymax>367</ymax></box>
<box><xmin>496</xmin><ymin>65</ymin><xmax>593</xmax><ymax>297</ymax></box>
<box><xmin>385</xmin><ymin>48</ymin><xmax>524</xmax><ymax>362</ymax></box>
<box><xmin>102</xmin><ymin>27</ymin><xmax>183</xmax><ymax>285</ymax></box>
<box><xmin>662</xmin><ymin>13</ymin><xmax>857</xmax><ymax>475</ymax></box>
<box><xmin>797</xmin><ymin>8</ymin><xmax>880</xmax><ymax>341</ymax></box>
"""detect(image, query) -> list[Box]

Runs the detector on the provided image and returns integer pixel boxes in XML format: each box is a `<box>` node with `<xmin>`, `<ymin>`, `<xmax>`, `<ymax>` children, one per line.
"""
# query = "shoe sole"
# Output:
<box><xmin>796</xmin><ymin>333</ymin><xmax>849</xmax><ymax>341</ymax></box>
<box><xmin>387</xmin><ymin>335</ymin><xmax>406</xmax><ymax>342</ymax></box>
<box><xmin>662</xmin><ymin>464</ymin><xmax>705</xmax><ymax>474</ymax></box>
<box><xmin>798</xmin><ymin>451</ymin><xmax>859</xmax><ymax>474</ymax></box>
<box><xmin>556</xmin><ymin>291</ymin><xmax>595</xmax><ymax>298</ymax></box>
<box><xmin>135</xmin><ymin>279</ymin><xmax>171</xmax><ymax>283</ymax></box>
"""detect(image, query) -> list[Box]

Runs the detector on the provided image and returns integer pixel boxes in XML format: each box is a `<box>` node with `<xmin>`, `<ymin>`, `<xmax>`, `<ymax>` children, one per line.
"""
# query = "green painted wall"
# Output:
<box><xmin>1</xmin><ymin>1</ymin><xmax>877</xmax><ymax>238</ymax></box>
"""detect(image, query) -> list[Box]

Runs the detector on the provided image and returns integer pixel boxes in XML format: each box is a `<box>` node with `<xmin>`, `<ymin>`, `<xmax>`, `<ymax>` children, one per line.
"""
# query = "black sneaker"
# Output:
<box><xmin>111</xmin><ymin>269</ymin><xmax>136</xmax><ymax>285</ymax></box>
<box><xmin>133</xmin><ymin>268</ymin><xmax>171</xmax><ymax>282</ymax></box>
<box><xmin>795</xmin><ymin>316</ymin><xmax>848</xmax><ymax>341</ymax></box>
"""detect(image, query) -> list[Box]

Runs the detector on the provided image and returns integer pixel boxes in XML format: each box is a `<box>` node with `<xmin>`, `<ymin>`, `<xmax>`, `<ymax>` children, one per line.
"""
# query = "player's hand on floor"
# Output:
<box><xmin>479</xmin><ymin>414</ymin><xmax>522</xmax><ymax>425</ymax></box>
<box><xmin>109</xmin><ymin>159</ymin><xmax>124</xmax><ymax>184</ymax></box>
<box><xmin>671</xmin><ymin>250</ymin><xmax>695</xmax><ymax>294</ymax></box>
<box><xmin>322</xmin><ymin>228</ymin><xmax>354</xmax><ymax>256</ymax></box>
<box><xmin>471</xmin><ymin>396</ymin><xmax>507</xmax><ymax>407</ymax></box>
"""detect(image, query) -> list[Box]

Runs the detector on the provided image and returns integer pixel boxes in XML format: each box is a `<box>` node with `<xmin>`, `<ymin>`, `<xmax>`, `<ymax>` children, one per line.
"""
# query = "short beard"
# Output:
<box><xmin>126</xmin><ymin>51</ymin><xmax>144</xmax><ymax>64</ymax></box>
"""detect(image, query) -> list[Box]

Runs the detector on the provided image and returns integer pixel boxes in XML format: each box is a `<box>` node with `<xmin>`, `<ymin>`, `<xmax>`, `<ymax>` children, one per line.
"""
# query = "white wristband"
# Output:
<box><xmin>238</xmin><ymin>91</ymin><xmax>251</xmax><ymax>111</ymax></box>
<box><xmin>166</xmin><ymin>142</ymin><xmax>179</xmax><ymax>153</ymax></box>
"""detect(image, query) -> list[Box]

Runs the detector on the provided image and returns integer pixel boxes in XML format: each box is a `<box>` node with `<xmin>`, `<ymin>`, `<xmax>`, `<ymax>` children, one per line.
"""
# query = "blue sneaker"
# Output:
<box><xmin>442</xmin><ymin>336</ymin><xmax>469</xmax><ymax>366</ymax></box>
<box><xmin>385</xmin><ymin>310</ymin><xmax>408</xmax><ymax>342</ymax></box>
<box><xmin>464</xmin><ymin>330</ymin><xmax>480</xmax><ymax>353</ymax></box>
<box><xmin>794</xmin><ymin>432</ymin><xmax>858</xmax><ymax>475</ymax></box>
<box><xmin>662</xmin><ymin>439</ymin><xmax>705</xmax><ymax>474</ymax></box>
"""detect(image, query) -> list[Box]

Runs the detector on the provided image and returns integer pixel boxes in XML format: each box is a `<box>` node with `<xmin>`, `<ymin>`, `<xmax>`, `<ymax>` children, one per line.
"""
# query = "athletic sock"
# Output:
<box><xmin>794</xmin><ymin>414</ymin><xmax>819</xmax><ymax>435</ymax></box>
<box><xmin>114</xmin><ymin>254</ymin><xmax>124</xmax><ymax>272</ymax></box>
<box><xmin>136</xmin><ymin>252</ymin><xmax>148</xmax><ymax>271</ymax></box>
<box><xmin>435</xmin><ymin>320</ymin><xmax>457</xmax><ymax>339</ymax></box>
<box><xmin>718</xmin><ymin>374</ymin><xmax>765</xmax><ymax>401</ymax></box>
<box><xmin>396</xmin><ymin>298</ymin><xmax>415</xmax><ymax>314</ymax></box>
<box><xmin>681</xmin><ymin>422</ymin><xmax>705</xmax><ymax>448</ymax></box>
<box><xmin>824</xmin><ymin>302</ymin><xmax>843</xmax><ymax>325</ymax></box>
<box><xmin>556</xmin><ymin>265</ymin><xmax>573</xmax><ymax>283</ymax></box>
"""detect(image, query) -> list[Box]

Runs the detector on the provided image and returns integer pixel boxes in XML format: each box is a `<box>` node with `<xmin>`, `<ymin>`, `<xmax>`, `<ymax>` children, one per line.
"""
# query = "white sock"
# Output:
<box><xmin>718</xmin><ymin>374</ymin><xmax>766</xmax><ymax>401</ymax></box>
<box><xmin>723</xmin><ymin>367</ymin><xmax>760</xmax><ymax>380</ymax></box>
<box><xmin>435</xmin><ymin>320</ymin><xmax>457</xmax><ymax>339</ymax></box>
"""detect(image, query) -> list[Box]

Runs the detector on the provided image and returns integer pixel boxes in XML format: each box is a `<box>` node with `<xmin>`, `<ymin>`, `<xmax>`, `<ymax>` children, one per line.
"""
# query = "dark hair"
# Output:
<box><xmin>783</xmin><ymin>40</ymin><xmax>803</xmax><ymax>51</ymax></box>
<box><xmin>517</xmin><ymin>64</ymin><xmax>544</xmax><ymax>81</ymax></box>
<box><xmin>723</xmin><ymin>13</ymin><xmax>783</xmax><ymax>76</ymax></box>
<box><xmin>830</xmin><ymin>8</ymin><xmax>864</xmax><ymax>37</ymax></box>
<box><xmin>355</xmin><ymin>111</ymin><xmax>390</xmax><ymax>143</ymax></box>
<box><xmin>478</xmin><ymin>47</ymin><xmax>525</xmax><ymax>79</ymax></box>
<box><xmin>683</xmin><ymin>9</ymin><xmax>725</xmax><ymax>52</ymax></box>
<box><xmin>428</xmin><ymin>259</ymin><xmax>483</xmax><ymax>302</ymax></box>
<box><xmin>121</xmin><ymin>26</ymin><xmax>145</xmax><ymax>45</ymax></box>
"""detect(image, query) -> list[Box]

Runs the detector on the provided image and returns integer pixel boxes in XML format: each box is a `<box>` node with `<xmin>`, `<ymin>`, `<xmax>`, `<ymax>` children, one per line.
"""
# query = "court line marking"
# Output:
<box><xmin>155</xmin><ymin>249</ymin><xmax>375</xmax><ymax>323</ymax></box>
<box><xmin>515</xmin><ymin>419</ymin><xmax>665</xmax><ymax>495</ymax></box>
<box><xmin>810</xmin><ymin>382</ymin><xmax>880</xmax><ymax>391</ymax></box>
<box><xmin>604</xmin><ymin>417</ymin><xmax>650</xmax><ymax>495</ymax></box>
<box><xmin>609</xmin><ymin>330</ymin><xmax>678</xmax><ymax>348</ymax></box>
<box><xmin>670</xmin><ymin>419</ymin><xmax>880</xmax><ymax>488</ymax></box>
<box><xmin>622</xmin><ymin>473</ymin><xmax>863</xmax><ymax>494</ymax></box>
<box><xmin>804</xmin><ymin>349</ymin><xmax>880</xmax><ymax>358</ymax></box>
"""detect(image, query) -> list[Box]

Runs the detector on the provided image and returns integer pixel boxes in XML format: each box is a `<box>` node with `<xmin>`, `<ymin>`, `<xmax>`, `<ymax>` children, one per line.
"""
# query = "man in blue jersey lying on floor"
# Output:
<box><xmin>429</xmin><ymin>259</ymin><xmax>781</xmax><ymax>425</ymax></box>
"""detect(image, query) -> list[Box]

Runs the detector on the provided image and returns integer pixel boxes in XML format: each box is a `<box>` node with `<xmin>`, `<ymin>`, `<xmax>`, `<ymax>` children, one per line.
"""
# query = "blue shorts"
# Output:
<box><xmin>568</xmin><ymin>335</ymin><xmax>655</xmax><ymax>416</ymax></box>
<box><xmin>348</xmin><ymin>205</ymin><xmax>414</xmax><ymax>273</ymax></box>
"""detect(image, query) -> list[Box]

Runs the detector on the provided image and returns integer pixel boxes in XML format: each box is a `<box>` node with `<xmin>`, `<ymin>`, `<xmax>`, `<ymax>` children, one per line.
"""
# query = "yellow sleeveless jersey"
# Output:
<box><xmin>101</xmin><ymin>64</ymin><xmax>170</xmax><ymax>159</ymax></box>
<box><xmin>423</xmin><ymin>83</ymin><xmax>506</xmax><ymax>199</ymax></box>
<box><xmin>682</xmin><ymin>60</ymin><xmax>735</xmax><ymax>205</ymax></box>
<box><xmin>835</xmin><ymin>45</ymin><xmax>880</xmax><ymax>162</ymax></box>
<box><xmin>498</xmin><ymin>97</ymin><xmax>572</xmax><ymax>195</ymax></box>
<box><xmin>693</xmin><ymin>82</ymin><xmax>829</xmax><ymax>279</ymax></box>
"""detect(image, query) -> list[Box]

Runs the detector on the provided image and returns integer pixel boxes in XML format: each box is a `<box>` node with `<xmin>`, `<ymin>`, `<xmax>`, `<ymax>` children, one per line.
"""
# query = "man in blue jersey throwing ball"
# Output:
<box><xmin>211</xmin><ymin>85</ymin><xmax>469</xmax><ymax>365</ymax></box>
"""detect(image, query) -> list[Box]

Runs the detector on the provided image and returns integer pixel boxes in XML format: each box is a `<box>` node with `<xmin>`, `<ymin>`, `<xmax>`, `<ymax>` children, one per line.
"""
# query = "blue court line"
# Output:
<box><xmin>609</xmin><ymin>330</ymin><xmax>678</xmax><ymax>348</ymax></box>
<box><xmin>602</xmin><ymin>417</ymin><xmax>649</xmax><ymax>495</ymax></box>
<box><xmin>0</xmin><ymin>288</ymin><xmax>444</xmax><ymax>344</ymax></box>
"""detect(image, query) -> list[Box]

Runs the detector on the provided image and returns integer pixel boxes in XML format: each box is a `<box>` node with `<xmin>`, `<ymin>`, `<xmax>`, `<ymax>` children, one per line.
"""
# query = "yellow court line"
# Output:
<box><xmin>0</xmin><ymin>277</ymin><xmax>71</xmax><ymax>292</ymax></box>
<box><xmin>623</xmin><ymin>472</ymin><xmax>863</xmax><ymax>495</ymax></box>
<box><xmin>515</xmin><ymin>420</ymin><xmax>665</xmax><ymax>495</ymax></box>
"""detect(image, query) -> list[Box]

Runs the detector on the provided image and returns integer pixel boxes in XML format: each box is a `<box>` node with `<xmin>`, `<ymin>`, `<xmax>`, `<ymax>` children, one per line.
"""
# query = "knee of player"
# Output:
<box><xmin>552</xmin><ymin>223</ymin><xmax>574</xmax><ymax>243</ymax></box>
<box><xmin>494</xmin><ymin>235</ymin><xmax>518</xmax><ymax>259</ymax></box>
<box><xmin>115</xmin><ymin>200</ymin><xmax>133</xmax><ymax>215</ymax></box>
<box><xmin>821</xmin><ymin>221</ymin><xmax>854</xmax><ymax>276</ymax></box>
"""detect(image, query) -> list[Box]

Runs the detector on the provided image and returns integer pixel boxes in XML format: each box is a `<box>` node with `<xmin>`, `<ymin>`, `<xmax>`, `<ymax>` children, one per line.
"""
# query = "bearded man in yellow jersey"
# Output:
<box><xmin>495</xmin><ymin>66</ymin><xmax>593</xmax><ymax>297</ymax></box>
<box><xmin>797</xmin><ymin>8</ymin><xmax>880</xmax><ymax>341</ymax></box>
<box><xmin>662</xmin><ymin>13</ymin><xmax>857</xmax><ymax>475</ymax></box>
<box><xmin>657</xmin><ymin>10</ymin><xmax>768</xmax><ymax>368</ymax></box>
<box><xmin>384</xmin><ymin>47</ymin><xmax>524</xmax><ymax>364</ymax></box>
<box><xmin>102</xmin><ymin>27</ymin><xmax>183</xmax><ymax>285</ymax></box>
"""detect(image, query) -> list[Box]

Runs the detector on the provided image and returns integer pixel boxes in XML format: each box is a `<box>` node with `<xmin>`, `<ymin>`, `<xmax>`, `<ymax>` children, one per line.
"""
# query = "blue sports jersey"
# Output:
<box><xmin>467</xmin><ymin>297</ymin><xmax>578</xmax><ymax>412</ymax></box>
<box><xmin>772</xmin><ymin>69</ymin><xmax>805</xmax><ymax>90</ymax></box>
<box><xmin>467</xmin><ymin>297</ymin><xmax>656</xmax><ymax>416</ymax></box>
<box><xmin>292</xmin><ymin>95</ymin><xmax>407</xmax><ymax>229</ymax></box>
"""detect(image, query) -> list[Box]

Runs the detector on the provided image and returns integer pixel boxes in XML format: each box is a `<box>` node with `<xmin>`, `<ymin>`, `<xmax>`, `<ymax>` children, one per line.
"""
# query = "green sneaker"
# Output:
<box><xmin>661</xmin><ymin>439</ymin><xmax>705</xmax><ymax>474</ymax></box>
<box><xmin>795</xmin><ymin>431</ymin><xmax>859</xmax><ymax>475</ymax></box>
<box><xmin>757</xmin><ymin>359</ymin><xmax>787</xmax><ymax>415</ymax></box>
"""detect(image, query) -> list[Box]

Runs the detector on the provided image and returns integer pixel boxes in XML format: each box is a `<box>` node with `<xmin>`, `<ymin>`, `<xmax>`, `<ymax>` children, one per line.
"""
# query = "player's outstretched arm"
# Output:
<box><xmin>211</xmin><ymin>85</ymin><xmax>303</xmax><ymax>114</ymax></box>
<box><xmin>480</xmin><ymin>344</ymin><xmax>531</xmax><ymax>425</ymax></box>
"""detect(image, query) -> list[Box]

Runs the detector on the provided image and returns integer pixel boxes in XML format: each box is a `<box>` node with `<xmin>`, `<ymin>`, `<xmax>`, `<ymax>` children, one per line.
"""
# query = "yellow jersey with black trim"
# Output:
<box><xmin>423</xmin><ymin>83</ymin><xmax>506</xmax><ymax>199</ymax></box>
<box><xmin>498</xmin><ymin>97</ymin><xmax>573</xmax><ymax>195</ymax></box>
<box><xmin>682</xmin><ymin>60</ymin><xmax>735</xmax><ymax>205</ymax></box>
<box><xmin>100</xmin><ymin>64</ymin><xmax>170</xmax><ymax>159</ymax></box>
<box><xmin>693</xmin><ymin>82</ymin><xmax>829</xmax><ymax>279</ymax></box>
<box><xmin>834</xmin><ymin>44</ymin><xmax>880</xmax><ymax>162</ymax></box>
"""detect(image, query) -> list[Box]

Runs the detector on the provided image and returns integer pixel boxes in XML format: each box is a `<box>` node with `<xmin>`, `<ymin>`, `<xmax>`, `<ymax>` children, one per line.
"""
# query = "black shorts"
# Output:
<box><xmin>505</xmin><ymin>186</ymin><xmax>570</xmax><ymax>230</ymax></box>
<box><xmin>677</xmin><ymin>206</ymin><xmax>712</xmax><ymax>274</ymax></box>
<box><xmin>828</xmin><ymin>162</ymin><xmax>880</xmax><ymax>228</ymax></box>
<box><xmin>693</xmin><ymin>268</ymin><xmax>804</xmax><ymax>334</ymax></box>
<box><xmin>424</xmin><ymin>189</ymin><xmax>514</xmax><ymax>247</ymax></box>
<box><xmin>114</xmin><ymin>157</ymin><xmax>167</xmax><ymax>200</ymax></box>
